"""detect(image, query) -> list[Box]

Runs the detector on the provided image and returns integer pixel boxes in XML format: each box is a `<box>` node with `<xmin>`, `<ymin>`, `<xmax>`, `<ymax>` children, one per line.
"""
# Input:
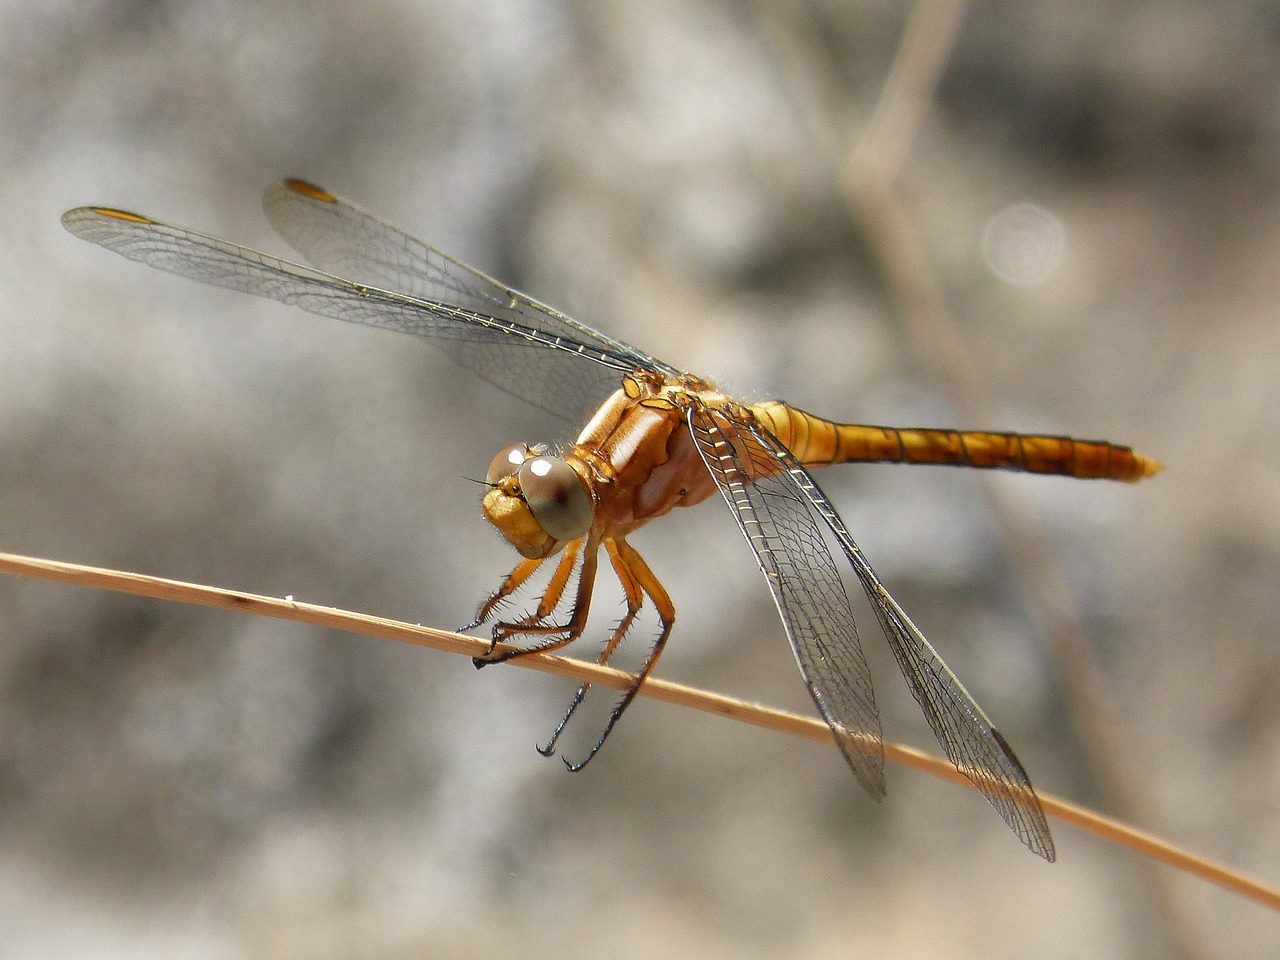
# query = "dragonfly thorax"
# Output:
<box><xmin>482</xmin><ymin>443</ymin><xmax>594</xmax><ymax>559</ymax></box>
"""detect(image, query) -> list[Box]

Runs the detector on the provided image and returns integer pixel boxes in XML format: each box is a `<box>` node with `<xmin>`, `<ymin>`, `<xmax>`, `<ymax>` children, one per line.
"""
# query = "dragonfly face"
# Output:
<box><xmin>482</xmin><ymin>443</ymin><xmax>593</xmax><ymax>559</ymax></box>
<box><xmin>61</xmin><ymin>179</ymin><xmax>1162</xmax><ymax>861</ymax></box>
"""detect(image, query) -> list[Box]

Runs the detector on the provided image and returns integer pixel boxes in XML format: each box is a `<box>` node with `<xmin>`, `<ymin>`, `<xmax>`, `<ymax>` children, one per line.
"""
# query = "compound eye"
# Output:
<box><xmin>486</xmin><ymin>443</ymin><xmax>530</xmax><ymax>485</ymax></box>
<box><xmin>518</xmin><ymin>456</ymin><xmax>593</xmax><ymax>542</ymax></box>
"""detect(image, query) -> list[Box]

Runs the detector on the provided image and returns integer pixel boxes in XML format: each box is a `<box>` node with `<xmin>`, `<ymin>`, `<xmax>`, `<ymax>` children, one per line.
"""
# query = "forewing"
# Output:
<box><xmin>754</xmin><ymin>427</ymin><xmax>1057</xmax><ymax>861</ymax></box>
<box><xmin>687</xmin><ymin>404</ymin><xmax>886</xmax><ymax>800</ymax></box>
<box><xmin>263</xmin><ymin>180</ymin><xmax>681</xmax><ymax>415</ymax></box>
<box><xmin>61</xmin><ymin>205</ymin><xmax>638</xmax><ymax>419</ymax></box>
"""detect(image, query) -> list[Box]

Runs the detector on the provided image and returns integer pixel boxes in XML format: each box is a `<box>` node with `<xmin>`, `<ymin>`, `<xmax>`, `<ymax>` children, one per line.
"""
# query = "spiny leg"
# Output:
<box><xmin>538</xmin><ymin>537</ymin><xmax>646</xmax><ymax>757</ymax></box>
<box><xmin>545</xmin><ymin>537</ymin><xmax>676</xmax><ymax>770</ymax></box>
<box><xmin>463</xmin><ymin>555</ymin><xmax>546</xmax><ymax>637</ymax></box>
<box><xmin>466</xmin><ymin>540</ymin><xmax>583</xmax><ymax>659</ymax></box>
<box><xmin>478</xmin><ymin>540</ymin><xmax>600</xmax><ymax>666</ymax></box>
<box><xmin>504</xmin><ymin>538</ymin><xmax>583</xmax><ymax>631</ymax></box>
<box><xmin>603</xmin><ymin>537</ymin><xmax>646</xmax><ymax>644</ymax></box>
<box><xmin>563</xmin><ymin>539</ymin><xmax>674</xmax><ymax>770</ymax></box>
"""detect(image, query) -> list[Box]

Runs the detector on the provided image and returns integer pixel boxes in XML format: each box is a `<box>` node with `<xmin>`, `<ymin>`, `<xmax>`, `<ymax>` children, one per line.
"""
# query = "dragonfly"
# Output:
<box><xmin>63</xmin><ymin>180</ymin><xmax>1161</xmax><ymax>861</ymax></box>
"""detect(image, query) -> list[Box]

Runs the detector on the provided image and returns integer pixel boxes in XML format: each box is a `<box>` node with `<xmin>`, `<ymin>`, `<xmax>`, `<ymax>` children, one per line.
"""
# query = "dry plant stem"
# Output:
<box><xmin>847</xmin><ymin>0</ymin><xmax>971</xmax><ymax>185</ymax></box>
<box><xmin>828</xmin><ymin>1</ymin><xmax>1205</xmax><ymax>956</ymax></box>
<box><xmin>0</xmin><ymin>549</ymin><xmax>1276</xmax><ymax>912</ymax></box>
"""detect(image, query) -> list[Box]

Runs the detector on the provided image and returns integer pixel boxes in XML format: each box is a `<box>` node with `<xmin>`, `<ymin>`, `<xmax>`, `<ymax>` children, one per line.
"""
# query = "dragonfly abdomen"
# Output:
<box><xmin>752</xmin><ymin>400</ymin><xmax>1162</xmax><ymax>482</ymax></box>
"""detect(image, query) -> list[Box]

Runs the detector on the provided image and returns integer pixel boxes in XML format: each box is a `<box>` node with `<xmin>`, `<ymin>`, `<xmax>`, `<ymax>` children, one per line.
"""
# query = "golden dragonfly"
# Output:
<box><xmin>63</xmin><ymin>180</ymin><xmax>1161</xmax><ymax>861</ymax></box>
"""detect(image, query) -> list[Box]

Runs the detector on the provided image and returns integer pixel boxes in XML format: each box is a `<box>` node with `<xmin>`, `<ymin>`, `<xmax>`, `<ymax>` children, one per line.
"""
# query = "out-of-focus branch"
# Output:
<box><xmin>846</xmin><ymin>0</ymin><xmax>972</xmax><ymax>190</ymax></box>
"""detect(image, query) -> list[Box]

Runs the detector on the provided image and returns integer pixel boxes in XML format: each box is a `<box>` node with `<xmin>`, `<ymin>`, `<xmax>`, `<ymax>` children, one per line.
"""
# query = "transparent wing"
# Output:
<box><xmin>61</xmin><ymin>203</ymin><xmax>655</xmax><ymax>419</ymax></box>
<box><xmin>747</xmin><ymin>423</ymin><xmax>1057</xmax><ymax>861</ymax></box>
<box><xmin>687</xmin><ymin>404</ymin><xmax>886</xmax><ymax>800</ymax></box>
<box><xmin>259</xmin><ymin>180</ymin><xmax>679</xmax><ymax>418</ymax></box>
<box><xmin>264</xmin><ymin>180</ymin><xmax>674</xmax><ymax>374</ymax></box>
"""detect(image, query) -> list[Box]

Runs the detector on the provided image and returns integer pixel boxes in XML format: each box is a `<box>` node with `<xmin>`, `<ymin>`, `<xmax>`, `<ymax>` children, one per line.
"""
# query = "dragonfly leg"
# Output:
<box><xmin>505</xmin><ymin>538</ymin><xmax>583</xmax><ymax>629</ymax></box>
<box><xmin>542</xmin><ymin>537</ymin><xmax>675</xmax><ymax>770</ymax></box>
<box><xmin>462</xmin><ymin>555</ymin><xmax>546</xmax><ymax>637</ymax></box>
<box><xmin>475</xmin><ymin>541</ymin><xmax>599</xmax><ymax>666</ymax></box>
<box><xmin>601</xmin><ymin>537</ymin><xmax>646</xmax><ymax>642</ymax></box>
<box><xmin>537</xmin><ymin>538</ymin><xmax>644</xmax><ymax>757</ymax></box>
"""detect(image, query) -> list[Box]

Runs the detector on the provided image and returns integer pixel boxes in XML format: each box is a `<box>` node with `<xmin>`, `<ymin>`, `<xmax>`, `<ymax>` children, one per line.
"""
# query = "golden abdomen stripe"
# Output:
<box><xmin>751</xmin><ymin>400</ymin><xmax>1162</xmax><ymax>483</ymax></box>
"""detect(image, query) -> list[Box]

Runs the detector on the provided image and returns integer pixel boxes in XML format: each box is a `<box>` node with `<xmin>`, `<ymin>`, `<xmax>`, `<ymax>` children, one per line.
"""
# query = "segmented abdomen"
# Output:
<box><xmin>751</xmin><ymin>400</ymin><xmax>1162</xmax><ymax>482</ymax></box>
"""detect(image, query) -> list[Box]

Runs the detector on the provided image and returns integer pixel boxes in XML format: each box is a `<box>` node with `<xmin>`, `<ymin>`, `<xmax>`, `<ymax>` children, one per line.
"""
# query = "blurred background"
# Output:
<box><xmin>0</xmin><ymin>0</ymin><xmax>1277</xmax><ymax>957</ymax></box>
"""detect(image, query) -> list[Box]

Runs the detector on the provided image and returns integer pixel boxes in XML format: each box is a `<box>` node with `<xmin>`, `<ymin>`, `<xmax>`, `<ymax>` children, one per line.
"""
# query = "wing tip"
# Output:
<box><xmin>281</xmin><ymin>178</ymin><xmax>336</xmax><ymax>203</ymax></box>
<box><xmin>63</xmin><ymin>206</ymin><xmax>154</xmax><ymax>226</ymax></box>
<box><xmin>830</xmin><ymin>725</ymin><xmax>887</xmax><ymax>800</ymax></box>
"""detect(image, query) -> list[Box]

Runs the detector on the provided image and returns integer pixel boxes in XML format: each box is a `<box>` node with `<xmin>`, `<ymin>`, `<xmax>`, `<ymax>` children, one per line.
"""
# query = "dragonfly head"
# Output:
<box><xmin>482</xmin><ymin>443</ymin><xmax>594</xmax><ymax>558</ymax></box>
